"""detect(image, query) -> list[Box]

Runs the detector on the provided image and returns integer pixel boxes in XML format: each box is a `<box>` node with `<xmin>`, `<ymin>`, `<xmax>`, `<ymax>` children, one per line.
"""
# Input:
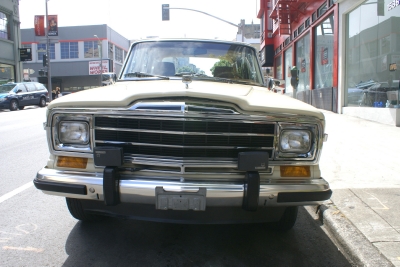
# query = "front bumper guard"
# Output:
<box><xmin>34</xmin><ymin>167</ymin><xmax>332</xmax><ymax>208</ymax></box>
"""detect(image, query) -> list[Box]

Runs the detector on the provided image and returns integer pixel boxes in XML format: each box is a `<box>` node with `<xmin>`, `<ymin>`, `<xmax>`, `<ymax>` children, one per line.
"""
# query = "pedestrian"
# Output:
<box><xmin>56</xmin><ymin>87</ymin><xmax>61</xmax><ymax>98</ymax></box>
<box><xmin>52</xmin><ymin>88</ymin><xmax>56</xmax><ymax>100</ymax></box>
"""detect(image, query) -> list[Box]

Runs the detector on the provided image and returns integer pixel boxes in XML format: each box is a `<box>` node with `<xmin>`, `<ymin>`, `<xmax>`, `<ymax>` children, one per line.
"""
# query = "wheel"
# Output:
<box><xmin>276</xmin><ymin>206</ymin><xmax>298</xmax><ymax>232</ymax></box>
<box><xmin>19</xmin><ymin>106</ymin><xmax>25</xmax><ymax>110</ymax></box>
<box><xmin>66</xmin><ymin>198</ymin><xmax>102</xmax><ymax>222</ymax></box>
<box><xmin>39</xmin><ymin>97</ymin><xmax>46</xmax><ymax>107</ymax></box>
<box><xmin>10</xmin><ymin>100</ymin><xmax>18</xmax><ymax>111</ymax></box>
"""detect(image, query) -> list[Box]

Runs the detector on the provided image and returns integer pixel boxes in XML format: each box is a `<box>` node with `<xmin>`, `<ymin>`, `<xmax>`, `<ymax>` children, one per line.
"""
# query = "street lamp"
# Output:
<box><xmin>94</xmin><ymin>35</ymin><xmax>103</xmax><ymax>86</ymax></box>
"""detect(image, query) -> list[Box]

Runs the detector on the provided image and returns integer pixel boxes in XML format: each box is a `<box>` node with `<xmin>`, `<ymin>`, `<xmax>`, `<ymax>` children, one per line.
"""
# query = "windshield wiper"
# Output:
<box><xmin>188</xmin><ymin>76</ymin><xmax>258</xmax><ymax>86</ymax></box>
<box><xmin>175</xmin><ymin>72</ymin><xmax>209</xmax><ymax>78</ymax></box>
<box><xmin>124</xmin><ymin>72</ymin><xmax>169</xmax><ymax>80</ymax></box>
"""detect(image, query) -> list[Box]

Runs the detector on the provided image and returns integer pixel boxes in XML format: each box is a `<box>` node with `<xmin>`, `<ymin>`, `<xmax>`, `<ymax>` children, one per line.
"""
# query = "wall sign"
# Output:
<box><xmin>388</xmin><ymin>0</ymin><xmax>400</xmax><ymax>11</ymax></box>
<box><xmin>19</xmin><ymin>48</ymin><xmax>32</xmax><ymax>61</ymax></box>
<box><xmin>389</xmin><ymin>63</ymin><xmax>397</xmax><ymax>71</ymax></box>
<box><xmin>89</xmin><ymin>60</ymin><xmax>109</xmax><ymax>75</ymax></box>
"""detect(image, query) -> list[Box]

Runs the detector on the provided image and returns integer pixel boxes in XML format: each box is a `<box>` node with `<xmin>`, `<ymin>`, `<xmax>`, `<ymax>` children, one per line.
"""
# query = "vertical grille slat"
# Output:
<box><xmin>94</xmin><ymin>117</ymin><xmax>275</xmax><ymax>159</ymax></box>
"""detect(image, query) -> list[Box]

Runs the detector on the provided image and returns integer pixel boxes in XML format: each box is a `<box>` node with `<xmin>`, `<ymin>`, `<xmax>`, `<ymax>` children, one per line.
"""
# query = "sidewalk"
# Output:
<box><xmin>306</xmin><ymin>110</ymin><xmax>400</xmax><ymax>266</ymax></box>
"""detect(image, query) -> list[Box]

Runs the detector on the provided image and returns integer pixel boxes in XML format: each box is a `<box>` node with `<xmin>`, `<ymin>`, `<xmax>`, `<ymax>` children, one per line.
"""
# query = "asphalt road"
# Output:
<box><xmin>0</xmin><ymin>106</ymin><xmax>351</xmax><ymax>267</ymax></box>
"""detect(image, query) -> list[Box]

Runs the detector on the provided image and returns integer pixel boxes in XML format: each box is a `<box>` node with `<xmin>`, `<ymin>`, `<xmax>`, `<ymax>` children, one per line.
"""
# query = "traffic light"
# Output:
<box><xmin>42</xmin><ymin>54</ymin><xmax>48</xmax><ymax>67</ymax></box>
<box><xmin>290</xmin><ymin>66</ymin><xmax>299</xmax><ymax>90</ymax></box>
<box><xmin>162</xmin><ymin>4</ymin><xmax>170</xmax><ymax>21</ymax></box>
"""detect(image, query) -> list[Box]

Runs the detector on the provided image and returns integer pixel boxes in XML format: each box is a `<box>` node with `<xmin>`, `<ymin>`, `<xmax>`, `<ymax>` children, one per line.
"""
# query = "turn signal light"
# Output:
<box><xmin>280</xmin><ymin>166</ymin><xmax>310</xmax><ymax>177</ymax></box>
<box><xmin>57</xmin><ymin>156</ymin><xmax>88</xmax><ymax>169</ymax></box>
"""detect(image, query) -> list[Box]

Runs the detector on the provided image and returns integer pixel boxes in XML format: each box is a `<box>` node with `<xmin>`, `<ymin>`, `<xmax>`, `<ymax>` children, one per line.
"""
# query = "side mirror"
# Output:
<box><xmin>16</xmin><ymin>89</ymin><xmax>22</xmax><ymax>94</ymax></box>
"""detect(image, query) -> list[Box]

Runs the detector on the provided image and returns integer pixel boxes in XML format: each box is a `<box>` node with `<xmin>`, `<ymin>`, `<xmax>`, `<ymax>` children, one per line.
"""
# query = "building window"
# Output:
<box><xmin>115</xmin><ymin>46</ymin><xmax>123</xmax><ymax>63</ymax></box>
<box><xmin>37</xmin><ymin>43</ymin><xmax>55</xmax><ymax>60</ymax></box>
<box><xmin>0</xmin><ymin>12</ymin><xmax>10</xmax><ymax>40</ymax></box>
<box><xmin>296</xmin><ymin>32</ymin><xmax>311</xmax><ymax>92</ymax></box>
<box><xmin>108</xmin><ymin>42</ymin><xmax>114</xmax><ymax>60</ymax></box>
<box><xmin>314</xmin><ymin>14</ymin><xmax>334</xmax><ymax>89</ymax></box>
<box><xmin>84</xmin><ymin>41</ymin><xmax>99</xmax><ymax>58</ymax></box>
<box><xmin>312</xmin><ymin>12</ymin><xmax>317</xmax><ymax>22</ymax></box>
<box><xmin>318</xmin><ymin>2</ymin><xmax>328</xmax><ymax>17</ymax></box>
<box><xmin>305</xmin><ymin>18</ymin><xmax>311</xmax><ymax>28</ymax></box>
<box><xmin>298</xmin><ymin>23</ymin><xmax>305</xmax><ymax>35</ymax></box>
<box><xmin>61</xmin><ymin>42</ymin><xmax>78</xmax><ymax>59</ymax></box>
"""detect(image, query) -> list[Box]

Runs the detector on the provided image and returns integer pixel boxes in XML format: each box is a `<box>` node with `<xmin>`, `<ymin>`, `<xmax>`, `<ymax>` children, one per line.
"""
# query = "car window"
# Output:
<box><xmin>0</xmin><ymin>84</ymin><xmax>16</xmax><ymax>93</ymax></box>
<box><xmin>16</xmin><ymin>84</ymin><xmax>28</xmax><ymax>93</ymax></box>
<box><xmin>25</xmin><ymin>83</ymin><xmax>37</xmax><ymax>92</ymax></box>
<box><xmin>35</xmin><ymin>83</ymin><xmax>46</xmax><ymax>91</ymax></box>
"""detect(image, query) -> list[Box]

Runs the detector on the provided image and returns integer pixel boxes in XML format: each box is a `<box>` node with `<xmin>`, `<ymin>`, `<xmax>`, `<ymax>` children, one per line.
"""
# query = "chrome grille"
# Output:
<box><xmin>94</xmin><ymin>116</ymin><xmax>276</xmax><ymax>159</ymax></box>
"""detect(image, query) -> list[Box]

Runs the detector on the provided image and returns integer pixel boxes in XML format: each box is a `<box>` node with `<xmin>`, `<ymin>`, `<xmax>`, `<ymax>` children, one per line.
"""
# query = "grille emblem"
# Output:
<box><xmin>182</xmin><ymin>75</ymin><xmax>192</xmax><ymax>89</ymax></box>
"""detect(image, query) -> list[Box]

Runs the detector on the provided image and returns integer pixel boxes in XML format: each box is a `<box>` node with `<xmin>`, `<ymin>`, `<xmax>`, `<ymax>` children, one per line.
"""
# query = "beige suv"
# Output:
<box><xmin>34</xmin><ymin>39</ymin><xmax>331</xmax><ymax>231</ymax></box>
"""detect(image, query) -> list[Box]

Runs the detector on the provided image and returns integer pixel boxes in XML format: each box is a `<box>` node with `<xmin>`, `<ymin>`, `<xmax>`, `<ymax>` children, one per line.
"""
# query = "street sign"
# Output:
<box><xmin>20</xmin><ymin>48</ymin><xmax>32</xmax><ymax>61</ymax></box>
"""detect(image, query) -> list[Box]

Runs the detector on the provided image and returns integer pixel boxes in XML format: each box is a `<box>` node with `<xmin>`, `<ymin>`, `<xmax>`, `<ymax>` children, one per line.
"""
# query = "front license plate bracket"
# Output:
<box><xmin>155</xmin><ymin>187</ymin><xmax>206</xmax><ymax>211</ymax></box>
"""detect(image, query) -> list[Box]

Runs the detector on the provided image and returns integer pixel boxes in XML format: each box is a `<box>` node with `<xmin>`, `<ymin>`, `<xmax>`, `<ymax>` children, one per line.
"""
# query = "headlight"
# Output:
<box><xmin>59</xmin><ymin>121</ymin><xmax>89</xmax><ymax>144</ymax></box>
<box><xmin>52</xmin><ymin>114</ymin><xmax>92</xmax><ymax>153</ymax></box>
<box><xmin>280</xmin><ymin>130</ymin><xmax>311</xmax><ymax>153</ymax></box>
<box><xmin>275</xmin><ymin>123</ymin><xmax>318</xmax><ymax>160</ymax></box>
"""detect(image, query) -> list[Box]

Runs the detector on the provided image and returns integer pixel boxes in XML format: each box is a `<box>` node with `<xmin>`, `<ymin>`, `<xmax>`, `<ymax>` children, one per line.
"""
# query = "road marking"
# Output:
<box><xmin>0</xmin><ymin>182</ymin><xmax>33</xmax><ymax>204</ymax></box>
<box><xmin>2</xmin><ymin>246</ymin><xmax>44</xmax><ymax>252</ymax></box>
<box><xmin>363</xmin><ymin>190</ymin><xmax>389</xmax><ymax>210</ymax></box>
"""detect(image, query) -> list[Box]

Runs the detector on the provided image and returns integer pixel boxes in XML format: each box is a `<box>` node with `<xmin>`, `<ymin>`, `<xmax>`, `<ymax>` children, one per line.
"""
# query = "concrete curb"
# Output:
<box><xmin>317</xmin><ymin>204</ymin><xmax>394</xmax><ymax>267</ymax></box>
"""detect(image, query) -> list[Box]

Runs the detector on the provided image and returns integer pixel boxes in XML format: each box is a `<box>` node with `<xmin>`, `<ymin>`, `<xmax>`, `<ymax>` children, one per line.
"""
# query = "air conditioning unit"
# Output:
<box><xmin>267</xmin><ymin>33</ymin><xmax>273</xmax><ymax>38</ymax></box>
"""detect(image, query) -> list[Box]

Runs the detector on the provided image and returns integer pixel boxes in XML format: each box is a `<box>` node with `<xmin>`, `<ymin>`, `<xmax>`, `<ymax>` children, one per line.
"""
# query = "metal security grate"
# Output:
<box><xmin>94</xmin><ymin>116</ymin><xmax>276</xmax><ymax>160</ymax></box>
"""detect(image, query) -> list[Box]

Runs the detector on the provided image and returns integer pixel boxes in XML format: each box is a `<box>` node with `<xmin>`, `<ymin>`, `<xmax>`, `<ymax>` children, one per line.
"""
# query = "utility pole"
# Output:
<box><xmin>45</xmin><ymin>0</ymin><xmax>52</xmax><ymax>101</ymax></box>
<box><xmin>94</xmin><ymin>35</ymin><xmax>103</xmax><ymax>87</ymax></box>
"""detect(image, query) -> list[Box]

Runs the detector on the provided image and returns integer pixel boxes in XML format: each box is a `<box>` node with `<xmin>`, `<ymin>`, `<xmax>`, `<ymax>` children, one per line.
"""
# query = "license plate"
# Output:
<box><xmin>155</xmin><ymin>187</ymin><xmax>206</xmax><ymax>211</ymax></box>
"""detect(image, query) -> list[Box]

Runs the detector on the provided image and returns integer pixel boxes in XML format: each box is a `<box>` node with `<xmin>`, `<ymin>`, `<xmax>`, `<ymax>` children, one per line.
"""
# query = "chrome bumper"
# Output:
<box><xmin>34</xmin><ymin>167</ymin><xmax>332</xmax><ymax>207</ymax></box>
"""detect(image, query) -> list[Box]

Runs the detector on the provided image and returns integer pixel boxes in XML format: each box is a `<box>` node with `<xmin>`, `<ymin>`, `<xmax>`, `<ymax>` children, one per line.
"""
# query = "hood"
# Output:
<box><xmin>0</xmin><ymin>93</ymin><xmax>10</xmax><ymax>98</ymax></box>
<box><xmin>48</xmin><ymin>80</ymin><xmax>324</xmax><ymax>120</ymax></box>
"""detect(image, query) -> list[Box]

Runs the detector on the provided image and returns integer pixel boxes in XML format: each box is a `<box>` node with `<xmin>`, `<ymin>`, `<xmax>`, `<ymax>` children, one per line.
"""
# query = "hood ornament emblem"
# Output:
<box><xmin>182</xmin><ymin>75</ymin><xmax>192</xmax><ymax>89</ymax></box>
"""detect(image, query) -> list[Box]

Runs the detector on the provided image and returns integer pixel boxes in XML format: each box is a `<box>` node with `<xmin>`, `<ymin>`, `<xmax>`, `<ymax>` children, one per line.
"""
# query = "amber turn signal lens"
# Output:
<box><xmin>57</xmin><ymin>156</ymin><xmax>88</xmax><ymax>169</ymax></box>
<box><xmin>280</xmin><ymin>166</ymin><xmax>311</xmax><ymax>177</ymax></box>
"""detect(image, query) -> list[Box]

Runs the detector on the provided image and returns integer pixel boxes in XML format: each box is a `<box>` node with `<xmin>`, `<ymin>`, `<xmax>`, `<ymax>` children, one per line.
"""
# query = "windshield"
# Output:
<box><xmin>0</xmin><ymin>84</ymin><xmax>16</xmax><ymax>94</ymax></box>
<box><xmin>120</xmin><ymin>40</ymin><xmax>265</xmax><ymax>86</ymax></box>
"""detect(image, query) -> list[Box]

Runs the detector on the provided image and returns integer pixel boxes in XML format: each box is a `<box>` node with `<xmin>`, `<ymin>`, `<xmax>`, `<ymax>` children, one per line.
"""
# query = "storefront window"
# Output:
<box><xmin>275</xmin><ymin>55</ymin><xmax>282</xmax><ymax>79</ymax></box>
<box><xmin>314</xmin><ymin>14</ymin><xmax>334</xmax><ymax>90</ymax></box>
<box><xmin>345</xmin><ymin>0</ymin><xmax>400</xmax><ymax>108</ymax></box>
<box><xmin>296</xmin><ymin>33</ymin><xmax>311</xmax><ymax>93</ymax></box>
<box><xmin>0</xmin><ymin>64</ymin><xmax>15</xmax><ymax>84</ymax></box>
<box><xmin>284</xmin><ymin>46</ymin><xmax>293</xmax><ymax>96</ymax></box>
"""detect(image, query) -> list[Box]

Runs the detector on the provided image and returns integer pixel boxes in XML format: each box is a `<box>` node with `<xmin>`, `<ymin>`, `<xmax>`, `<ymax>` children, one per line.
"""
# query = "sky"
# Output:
<box><xmin>18</xmin><ymin>0</ymin><xmax>260</xmax><ymax>41</ymax></box>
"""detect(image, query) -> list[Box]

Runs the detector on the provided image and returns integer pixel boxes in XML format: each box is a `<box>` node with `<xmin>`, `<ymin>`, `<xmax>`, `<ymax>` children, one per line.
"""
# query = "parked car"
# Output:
<box><xmin>34</xmin><ymin>39</ymin><xmax>331</xmax><ymax>231</ymax></box>
<box><xmin>102</xmin><ymin>72</ymin><xmax>117</xmax><ymax>86</ymax></box>
<box><xmin>0</xmin><ymin>82</ymin><xmax>49</xmax><ymax>111</ymax></box>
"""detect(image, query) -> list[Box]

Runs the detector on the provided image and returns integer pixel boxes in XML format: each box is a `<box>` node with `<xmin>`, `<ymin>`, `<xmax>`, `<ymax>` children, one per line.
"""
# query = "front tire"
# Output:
<box><xmin>66</xmin><ymin>198</ymin><xmax>102</xmax><ymax>222</ymax></box>
<box><xmin>39</xmin><ymin>97</ymin><xmax>46</xmax><ymax>107</ymax></box>
<box><xmin>10</xmin><ymin>100</ymin><xmax>18</xmax><ymax>111</ymax></box>
<box><xmin>276</xmin><ymin>206</ymin><xmax>298</xmax><ymax>232</ymax></box>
